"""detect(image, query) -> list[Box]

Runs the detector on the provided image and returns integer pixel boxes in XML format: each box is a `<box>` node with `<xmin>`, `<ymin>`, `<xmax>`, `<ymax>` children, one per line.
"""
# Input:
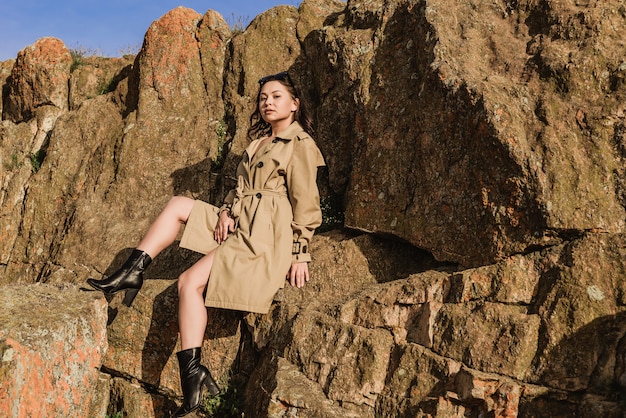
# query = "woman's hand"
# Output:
<box><xmin>214</xmin><ymin>210</ymin><xmax>235</xmax><ymax>244</ymax></box>
<box><xmin>287</xmin><ymin>262</ymin><xmax>310</xmax><ymax>288</ymax></box>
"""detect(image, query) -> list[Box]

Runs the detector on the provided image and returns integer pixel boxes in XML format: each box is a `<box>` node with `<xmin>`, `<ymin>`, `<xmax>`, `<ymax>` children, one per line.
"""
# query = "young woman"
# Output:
<box><xmin>87</xmin><ymin>71</ymin><xmax>325</xmax><ymax>417</ymax></box>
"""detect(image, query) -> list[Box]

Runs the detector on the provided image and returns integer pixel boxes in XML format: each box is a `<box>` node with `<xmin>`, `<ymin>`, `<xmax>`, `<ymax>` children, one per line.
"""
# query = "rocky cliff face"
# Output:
<box><xmin>1</xmin><ymin>0</ymin><xmax>625</xmax><ymax>417</ymax></box>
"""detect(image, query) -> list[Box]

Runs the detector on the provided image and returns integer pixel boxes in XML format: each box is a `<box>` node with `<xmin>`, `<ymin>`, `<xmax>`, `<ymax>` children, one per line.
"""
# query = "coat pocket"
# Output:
<box><xmin>249</xmin><ymin>197</ymin><xmax>275</xmax><ymax>247</ymax></box>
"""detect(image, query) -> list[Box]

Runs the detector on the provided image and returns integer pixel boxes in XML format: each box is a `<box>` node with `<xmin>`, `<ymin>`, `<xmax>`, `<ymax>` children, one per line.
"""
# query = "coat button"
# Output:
<box><xmin>256</xmin><ymin>193</ymin><xmax>262</xmax><ymax>199</ymax></box>
<box><xmin>257</xmin><ymin>161</ymin><xmax>264</xmax><ymax>168</ymax></box>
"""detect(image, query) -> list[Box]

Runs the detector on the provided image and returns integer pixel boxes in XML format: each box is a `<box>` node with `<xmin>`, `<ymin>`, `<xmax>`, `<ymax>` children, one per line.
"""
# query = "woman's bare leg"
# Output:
<box><xmin>175</xmin><ymin>254</ymin><xmax>221</xmax><ymax>416</ymax></box>
<box><xmin>178</xmin><ymin>251</ymin><xmax>215</xmax><ymax>349</ymax></box>
<box><xmin>136</xmin><ymin>196</ymin><xmax>195</xmax><ymax>258</ymax></box>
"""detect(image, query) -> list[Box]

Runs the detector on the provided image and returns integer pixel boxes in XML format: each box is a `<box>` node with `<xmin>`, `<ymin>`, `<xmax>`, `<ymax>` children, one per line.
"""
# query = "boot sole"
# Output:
<box><xmin>86</xmin><ymin>279</ymin><xmax>140</xmax><ymax>307</ymax></box>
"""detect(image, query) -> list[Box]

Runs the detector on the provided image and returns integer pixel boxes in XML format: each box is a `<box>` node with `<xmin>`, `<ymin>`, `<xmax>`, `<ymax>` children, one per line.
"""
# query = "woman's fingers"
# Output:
<box><xmin>214</xmin><ymin>217</ymin><xmax>235</xmax><ymax>243</ymax></box>
<box><xmin>213</xmin><ymin>222</ymin><xmax>223</xmax><ymax>243</ymax></box>
<box><xmin>221</xmin><ymin>222</ymin><xmax>229</xmax><ymax>242</ymax></box>
<box><xmin>289</xmin><ymin>262</ymin><xmax>309</xmax><ymax>288</ymax></box>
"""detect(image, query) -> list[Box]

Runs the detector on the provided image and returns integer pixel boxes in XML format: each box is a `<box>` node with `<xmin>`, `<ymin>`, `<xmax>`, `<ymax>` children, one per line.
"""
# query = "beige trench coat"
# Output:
<box><xmin>179</xmin><ymin>122</ymin><xmax>325</xmax><ymax>313</ymax></box>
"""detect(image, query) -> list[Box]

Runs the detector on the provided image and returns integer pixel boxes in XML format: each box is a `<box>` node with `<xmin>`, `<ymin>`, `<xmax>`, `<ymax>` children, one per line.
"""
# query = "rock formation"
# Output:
<box><xmin>0</xmin><ymin>283</ymin><xmax>108</xmax><ymax>417</ymax></box>
<box><xmin>1</xmin><ymin>0</ymin><xmax>625</xmax><ymax>417</ymax></box>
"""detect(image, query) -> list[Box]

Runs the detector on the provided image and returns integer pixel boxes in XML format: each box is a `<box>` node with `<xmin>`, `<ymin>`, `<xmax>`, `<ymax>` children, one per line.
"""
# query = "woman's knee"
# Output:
<box><xmin>166</xmin><ymin>196</ymin><xmax>195</xmax><ymax>221</ymax></box>
<box><xmin>177</xmin><ymin>270</ymin><xmax>193</xmax><ymax>294</ymax></box>
<box><xmin>178</xmin><ymin>251</ymin><xmax>214</xmax><ymax>295</ymax></box>
<box><xmin>177</xmin><ymin>270</ymin><xmax>206</xmax><ymax>295</ymax></box>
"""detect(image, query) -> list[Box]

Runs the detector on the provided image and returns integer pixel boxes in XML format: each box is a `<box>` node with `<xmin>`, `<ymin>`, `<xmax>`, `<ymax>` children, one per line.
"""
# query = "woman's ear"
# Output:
<box><xmin>292</xmin><ymin>97</ymin><xmax>300</xmax><ymax>113</ymax></box>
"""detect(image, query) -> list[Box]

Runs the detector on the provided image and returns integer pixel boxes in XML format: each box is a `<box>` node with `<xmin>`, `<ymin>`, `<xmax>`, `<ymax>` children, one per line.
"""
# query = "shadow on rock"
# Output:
<box><xmin>534</xmin><ymin>311</ymin><xmax>626</xmax><ymax>405</ymax></box>
<box><xmin>170</xmin><ymin>157</ymin><xmax>215</xmax><ymax>202</ymax></box>
<box><xmin>141</xmin><ymin>282</ymin><xmax>181</xmax><ymax>416</ymax></box>
<box><xmin>508</xmin><ymin>312</ymin><xmax>626</xmax><ymax>417</ymax></box>
<box><xmin>140</xmin><ymin>283</ymin><xmax>257</xmax><ymax>417</ymax></box>
<box><xmin>103</xmin><ymin>245</ymin><xmax>201</xmax><ymax>325</ymax></box>
<box><xmin>242</xmin><ymin>350</ymin><xmax>279</xmax><ymax>417</ymax></box>
<box><xmin>354</xmin><ymin>234</ymin><xmax>456</xmax><ymax>284</ymax></box>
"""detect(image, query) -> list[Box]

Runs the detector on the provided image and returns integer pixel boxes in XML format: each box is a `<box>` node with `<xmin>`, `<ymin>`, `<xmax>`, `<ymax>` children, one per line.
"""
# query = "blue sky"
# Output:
<box><xmin>0</xmin><ymin>1</ymin><xmax>301</xmax><ymax>61</ymax></box>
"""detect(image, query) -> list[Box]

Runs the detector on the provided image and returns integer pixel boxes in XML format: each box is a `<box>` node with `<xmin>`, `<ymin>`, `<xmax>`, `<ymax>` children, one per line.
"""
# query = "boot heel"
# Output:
<box><xmin>122</xmin><ymin>288</ymin><xmax>140</xmax><ymax>307</ymax></box>
<box><xmin>203</xmin><ymin>373</ymin><xmax>220</xmax><ymax>396</ymax></box>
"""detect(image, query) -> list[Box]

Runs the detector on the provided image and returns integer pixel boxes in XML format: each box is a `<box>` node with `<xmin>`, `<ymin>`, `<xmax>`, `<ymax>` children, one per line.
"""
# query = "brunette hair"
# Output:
<box><xmin>247</xmin><ymin>71</ymin><xmax>315</xmax><ymax>140</ymax></box>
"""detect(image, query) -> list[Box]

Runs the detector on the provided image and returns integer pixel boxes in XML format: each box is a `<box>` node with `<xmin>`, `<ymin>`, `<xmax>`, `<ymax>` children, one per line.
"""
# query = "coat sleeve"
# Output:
<box><xmin>220</xmin><ymin>189</ymin><xmax>236</xmax><ymax>214</ymax></box>
<box><xmin>286</xmin><ymin>135</ymin><xmax>325</xmax><ymax>263</ymax></box>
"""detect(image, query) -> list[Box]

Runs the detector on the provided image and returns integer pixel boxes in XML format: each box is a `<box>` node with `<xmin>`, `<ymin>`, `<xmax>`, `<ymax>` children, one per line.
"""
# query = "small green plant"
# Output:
<box><xmin>320</xmin><ymin>194</ymin><xmax>344</xmax><ymax>231</ymax></box>
<box><xmin>202</xmin><ymin>384</ymin><xmax>244</xmax><ymax>417</ymax></box>
<box><xmin>96</xmin><ymin>76</ymin><xmax>116</xmax><ymax>95</ymax></box>
<box><xmin>29</xmin><ymin>149</ymin><xmax>46</xmax><ymax>173</ymax></box>
<box><xmin>69</xmin><ymin>45</ymin><xmax>101</xmax><ymax>72</ymax></box>
<box><xmin>118</xmin><ymin>43</ymin><xmax>141</xmax><ymax>59</ymax></box>
<box><xmin>213</xmin><ymin>120</ymin><xmax>228</xmax><ymax>169</ymax></box>
<box><xmin>69</xmin><ymin>49</ymin><xmax>86</xmax><ymax>72</ymax></box>
<box><xmin>216</xmin><ymin>120</ymin><xmax>227</xmax><ymax>143</ymax></box>
<box><xmin>227</xmin><ymin>13</ymin><xmax>250</xmax><ymax>35</ymax></box>
<box><xmin>3</xmin><ymin>153</ymin><xmax>20</xmax><ymax>171</ymax></box>
<box><xmin>105</xmin><ymin>412</ymin><xmax>122</xmax><ymax>418</ymax></box>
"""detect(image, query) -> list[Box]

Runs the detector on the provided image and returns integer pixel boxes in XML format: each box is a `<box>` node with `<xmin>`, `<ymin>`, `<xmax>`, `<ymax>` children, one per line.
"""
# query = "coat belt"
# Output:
<box><xmin>240</xmin><ymin>189</ymin><xmax>287</xmax><ymax>198</ymax></box>
<box><xmin>231</xmin><ymin>177</ymin><xmax>287</xmax><ymax>219</ymax></box>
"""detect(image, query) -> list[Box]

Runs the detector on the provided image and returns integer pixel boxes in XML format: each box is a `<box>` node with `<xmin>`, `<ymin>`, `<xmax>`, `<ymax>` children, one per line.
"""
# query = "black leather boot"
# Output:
<box><xmin>173</xmin><ymin>347</ymin><xmax>220</xmax><ymax>417</ymax></box>
<box><xmin>86</xmin><ymin>249</ymin><xmax>152</xmax><ymax>307</ymax></box>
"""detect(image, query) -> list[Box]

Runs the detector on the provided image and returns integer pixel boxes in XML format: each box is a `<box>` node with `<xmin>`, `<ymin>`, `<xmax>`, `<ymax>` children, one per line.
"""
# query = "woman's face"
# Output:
<box><xmin>258</xmin><ymin>80</ymin><xmax>299</xmax><ymax>126</ymax></box>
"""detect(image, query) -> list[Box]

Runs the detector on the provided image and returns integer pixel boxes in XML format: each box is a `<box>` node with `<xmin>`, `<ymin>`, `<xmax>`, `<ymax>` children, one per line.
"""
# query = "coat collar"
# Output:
<box><xmin>244</xmin><ymin>122</ymin><xmax>306</xmax><ymax>161</ymax></box>
<box><xmin>275</xmin><ymin>121</ymin><xmax>305</xmax><ymax>142</ymax></box>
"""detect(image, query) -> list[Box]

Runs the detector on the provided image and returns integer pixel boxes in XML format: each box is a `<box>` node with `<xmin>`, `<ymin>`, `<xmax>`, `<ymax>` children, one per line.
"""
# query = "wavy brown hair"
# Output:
<box><xmin>247</xmin><ymin>71</ymin><xmax>315</xmax><ymax>140</ymax></box>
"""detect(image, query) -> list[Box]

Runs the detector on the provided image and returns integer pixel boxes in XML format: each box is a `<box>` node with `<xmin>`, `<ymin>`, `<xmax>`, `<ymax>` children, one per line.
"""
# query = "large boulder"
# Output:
<box><xmin>68</xmin><ymin>55</ymin><xmax>134</xmax><ymax>110</ymax></box>
<box><xmin>303</xmin><ymin>0</ymin><xmax>626</xmax><ymax>267</ymax></box>
<box><xmin>58</xmin><ymin>7</ymin><xmax>231</xmax><ymax>283</ymax></box>
<box><xmin>1</xmin><ymin>95</ymin><xmax>124</xmax><ymax>284</ymax></box>
<box><xmin>240</xmin><ymin>230</ymin><xmax>626</xmax><ymax>417</ymax></box>
<box><xmin>0</xmin><ymin>41</ymin><xmax>70</xmax><ymax>273</ymax></box>
<box><xmin>94</xmin><ymin>6</ymin><xmax>218</xmax><ymax>249</ymax></box>
<box><xmin>0</xmin><ymin>7</ymin><xmax>233</xmax><ymax>285</ymax></box>
<box><xmin>0</xmin><ymin>59</ymin><xmax>14</xmax><ymax>115</ymax></box>
<box><xmin>0</xmin><ymin>283</ymin><xmax>108</xmax><ymax>417</ymax></box>
<box><xmin>2</xmin><ymin>37</ymin><xmax>71</xmax><ymax>123</ymax></box>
